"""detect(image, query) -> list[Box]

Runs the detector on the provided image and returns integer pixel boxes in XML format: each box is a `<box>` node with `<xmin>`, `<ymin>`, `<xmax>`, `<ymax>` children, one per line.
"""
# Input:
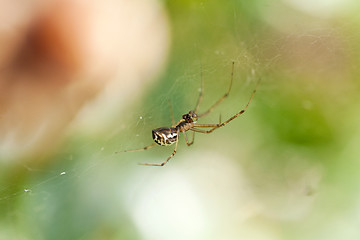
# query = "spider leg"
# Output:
<box><xmin>182</xmin><ymin>130</ymin><xmax>195</xmax><ymax>146</ymax></box>
<box><xmin>194</xmin><ymin>65</ymin><xmax>204</xmax><ymax>113</ymax></box>
<box><xmin>115</xmin><ymin>142</ymin><xmax>157</xmax><ymax>153</ymax></box>
<box><xmin>191</xmin><ymin>112</ymin><xmax>243</xmax><ymax>134</ymax></box>
<box><xmin>190</xmin><ymin>128</ymin><xmax>211</xmax><ymax>133</ymax></box>
<box><xmin>168</xmin><ymin>100</ymin><xmax>175</xmax><ymax>126</ymax></box>
<box><xmin>192</xmin><ymin>124</ymin><xmax>218</xmax><ymax>128</ymax></box>
<box><xmin>139</xmin><ymin>130</ymin><xmax>179</xmax><ymax>166</ymax></box>
<box><xmin>191</xmin><ymin>82</ymin><xmax>259</xmax><ymax>134</ymax></box>
<box><xmin>197</xmin><ymin>62</ymin><xmax>234</xmax><ymax>118</ymax></box>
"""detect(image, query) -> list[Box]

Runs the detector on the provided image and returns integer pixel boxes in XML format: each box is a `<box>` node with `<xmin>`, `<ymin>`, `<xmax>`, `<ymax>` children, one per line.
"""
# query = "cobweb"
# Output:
<box><xmin>0</xmin><ymin>52</ymin><xmax>264</xmax><ymax>239</ymax></box>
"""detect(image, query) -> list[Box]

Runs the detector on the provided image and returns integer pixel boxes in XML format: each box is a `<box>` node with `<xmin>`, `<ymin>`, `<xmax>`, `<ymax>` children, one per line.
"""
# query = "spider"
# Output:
<box><xmin>117</xmin><ymin>62</ymin><xmax>259</xmax><ymax>166</ymax></box>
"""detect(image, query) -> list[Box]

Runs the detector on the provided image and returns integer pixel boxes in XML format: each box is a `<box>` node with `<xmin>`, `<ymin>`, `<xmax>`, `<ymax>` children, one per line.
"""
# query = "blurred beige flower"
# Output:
<box><xmin>0</xmin><ymin>0</ymin><xmax>170</xmax><ymax>162</ymax></box>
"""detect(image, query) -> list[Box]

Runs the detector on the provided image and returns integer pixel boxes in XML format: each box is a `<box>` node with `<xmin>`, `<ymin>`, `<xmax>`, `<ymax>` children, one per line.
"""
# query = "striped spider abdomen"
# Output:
<box><xmin>152</xmin><ymin>127</ymin><xmax>178</xmax><ymax>146</ymax></box>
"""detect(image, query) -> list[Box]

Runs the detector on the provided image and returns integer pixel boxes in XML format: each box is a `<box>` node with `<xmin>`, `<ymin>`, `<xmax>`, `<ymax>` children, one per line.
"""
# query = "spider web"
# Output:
<box><xmin>0</xmin><ymin>49</ymin><xmax>264</xmax><ymax>240</ymax></box>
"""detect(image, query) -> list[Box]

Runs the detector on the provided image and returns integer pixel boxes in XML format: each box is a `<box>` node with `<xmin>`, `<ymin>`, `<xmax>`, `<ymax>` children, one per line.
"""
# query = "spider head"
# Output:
<box><xmin>182</xmin><ymin>110</ymin><xmax>198</xmax><ymax>123</ymax></box>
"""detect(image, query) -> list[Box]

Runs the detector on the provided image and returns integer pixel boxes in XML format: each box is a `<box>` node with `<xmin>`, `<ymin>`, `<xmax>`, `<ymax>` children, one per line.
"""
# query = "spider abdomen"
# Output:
<box><xmin>152</xmin><ymin>127</ymin><xmax>178</xmax><ymax>146</ymax></box>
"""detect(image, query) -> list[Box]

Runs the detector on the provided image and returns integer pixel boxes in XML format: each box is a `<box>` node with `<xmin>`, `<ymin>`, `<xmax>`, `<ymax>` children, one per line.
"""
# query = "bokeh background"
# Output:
<box><xmin>1</xmin><ymin>0</ymin><xmax>360</xmax><ymax>239</ymax></box>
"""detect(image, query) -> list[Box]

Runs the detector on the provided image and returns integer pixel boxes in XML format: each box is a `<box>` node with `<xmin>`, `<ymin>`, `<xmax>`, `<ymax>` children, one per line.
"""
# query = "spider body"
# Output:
<box><xmin>118</xmin><ymin>62</ymin><xmax>259</xmax><ymax>166</ymax></box>
<box><xmin>152</xmin><ymin>110</ymin><xmax>198</xmax><ymax>146</ymax></box>
<box><xmin>152</xmin><ymin>127</ymin><xmax>178</xmax><ymax>146</ymax></box>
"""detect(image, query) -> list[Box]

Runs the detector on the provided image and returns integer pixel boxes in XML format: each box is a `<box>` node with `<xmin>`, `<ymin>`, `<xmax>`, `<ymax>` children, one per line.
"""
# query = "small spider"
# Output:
<box><xmin>117</xmin><ymin>62</ymin><xmax>259</xmax><ymax>166</ymax></box>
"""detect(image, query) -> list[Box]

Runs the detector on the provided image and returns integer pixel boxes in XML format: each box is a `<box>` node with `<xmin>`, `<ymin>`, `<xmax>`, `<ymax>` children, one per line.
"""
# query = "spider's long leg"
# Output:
<box><xmin>115</xmin><ymin>143</ymin><xmax>157</xmax><ymax>153</ymax></box>
<box><xmin>192</xmin><ymin>124</ymin><xmax>219</xmax><ymax>128</ymax></box>
<box><xmin>139</xmin><ymin>133</ymin><xmax>179</xmax><ymax>166</ymax></box>
<box><xmin>194</xmin><ymin>65</ymin><xmax>204</xmax><ymax>113</ymax></box>
<box><xmin>168</xmin><ymin>100</ymin><xmax>175</xmax><ymax>126</ymax></box>
<box><xmin>182</xmin><ymin>130</ymin><xmax>195</xmax><ymax>146</ymax></box>
<box><xmin>191</xmin><ymin>111</ymin><xmax>244</xmax><ymax>134</ymax></box>
<box><xmin>197</xmin><ymin>62</ymin><xmax>234</xmax><ymax>118</ymax></box>
<box><xmin>190</xmin><ymin>128</ymin><xmax>213</xmax><ymax>134</ymax></box>
<box><xmin>191</xmin><ymin>82</ymin><xmax>258</xmax><ymax>134</ymax></box>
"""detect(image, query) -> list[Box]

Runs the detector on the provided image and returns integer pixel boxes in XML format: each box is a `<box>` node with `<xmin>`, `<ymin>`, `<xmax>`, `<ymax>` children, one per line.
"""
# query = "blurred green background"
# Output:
<box><xmin>1</xmin><ymin>0</ymin><xmax>360</xmax><ymax>239</ymax></box>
